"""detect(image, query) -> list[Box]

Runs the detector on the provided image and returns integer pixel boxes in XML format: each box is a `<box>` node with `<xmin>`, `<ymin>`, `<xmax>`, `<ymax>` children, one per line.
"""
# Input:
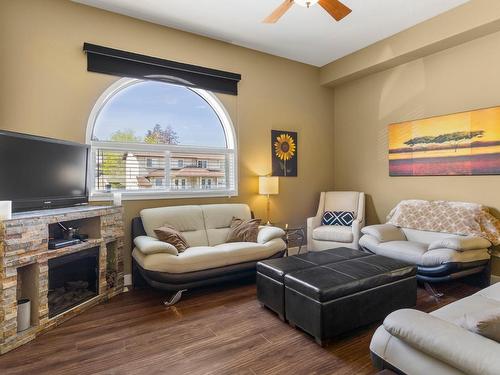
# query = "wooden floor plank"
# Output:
<box><xmin>0</xmin><ymin>279</ymin><xmax>479</xmax><ymax>375</ymax></box>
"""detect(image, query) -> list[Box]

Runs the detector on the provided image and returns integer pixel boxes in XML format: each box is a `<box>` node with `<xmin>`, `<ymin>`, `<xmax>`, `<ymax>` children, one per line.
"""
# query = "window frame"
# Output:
<box><xmin>86</xmin><ymin>77</ymin><xmax>238</xmax><ymax>201</ymax></box>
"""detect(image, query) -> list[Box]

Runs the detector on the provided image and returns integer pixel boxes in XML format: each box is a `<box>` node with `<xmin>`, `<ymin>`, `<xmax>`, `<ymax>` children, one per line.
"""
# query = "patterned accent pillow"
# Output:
<box><xmin>154</xmin><ymin>225</ymin><xmax>189</xmax><ymax>252</ymax></box>
<box><xmin>456</xmin><ymin>308</ymin><xmax>500</xmax><ymax>343</ymax></box>
<box><xmin>226</xmin><ymin>217</ymin><xmax>262</xmax><ymax>243</ymax></box>
<box><xmin>322</xmin><ymin>211</ymin><xmax>355</xmax><ymax>226</ymax></box>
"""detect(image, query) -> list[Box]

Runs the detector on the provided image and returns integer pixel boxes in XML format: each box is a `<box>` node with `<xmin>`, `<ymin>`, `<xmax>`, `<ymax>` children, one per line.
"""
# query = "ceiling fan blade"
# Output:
<box><xmin>318</xmin><ymin>0</ymin><xmax>352</xmax><ymax>21</ymax></box>
<box><xmin>263</xmin><ymin>0</ymin><xmax>294</xmax><ymax>23</ymax></box>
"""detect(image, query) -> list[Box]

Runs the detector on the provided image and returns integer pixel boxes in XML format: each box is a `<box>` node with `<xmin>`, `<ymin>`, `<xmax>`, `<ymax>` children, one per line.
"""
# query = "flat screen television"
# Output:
<box><xmin>0</xmin><ymin>130</ymin><xmax>89</xmax><ymax>212</ymax></box>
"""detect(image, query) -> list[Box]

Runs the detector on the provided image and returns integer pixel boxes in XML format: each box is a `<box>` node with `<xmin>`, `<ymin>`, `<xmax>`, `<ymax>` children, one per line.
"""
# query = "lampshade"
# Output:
<box><xmin>259</xmin><ymin>176</ymin><xmax>279</xmax><ymax>195</ymax></box>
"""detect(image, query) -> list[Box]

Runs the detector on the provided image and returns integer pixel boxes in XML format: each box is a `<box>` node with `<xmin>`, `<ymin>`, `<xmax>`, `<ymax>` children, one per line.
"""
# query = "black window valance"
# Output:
<box><xmin>83</xmin><ymin>43</ymin><xmax>241</xmax><ymax>95</ymax></box>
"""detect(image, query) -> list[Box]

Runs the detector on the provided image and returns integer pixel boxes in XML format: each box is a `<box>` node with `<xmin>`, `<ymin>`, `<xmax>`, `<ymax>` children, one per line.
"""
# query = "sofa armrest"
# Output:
<box><xmin>428</xmin><ymin>236</ymin><xmax>492</xmax><ymax>252</ymax></box>
<box><xmin>307</xmin><ymin>216</ymin><xmax>321</xmax><ymax>250</ymax></box>
<box><xmin>307</xmin><ymin>214</ymin><xmax>322</xmax><ymax>231</ymax></box>
<box><xmin>352</xmin><ymin>220</ymin><xmax>363</xmax><ymax>249</ymax></box>
<box><xmin>257</xmin><ymin>226</ymin><xmax>285</xmax><ymax>244</ymax></box>
<box><xmin>361</xmin><ymin>224</ymin><xmax>406</xmax><ymax>242</ymax></box>
<box><xmin>384</xmin><ymin>309</ymin><xmax>500</xmax><ymax>375</ymax></box>
<box><xmin>134</xmin><ymin>236</ymin><xmax>178</xmax><ymax>256</ymax></box>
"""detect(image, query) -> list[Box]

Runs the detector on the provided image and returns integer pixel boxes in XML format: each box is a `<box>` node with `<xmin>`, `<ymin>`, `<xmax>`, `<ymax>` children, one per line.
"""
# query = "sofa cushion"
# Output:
<box><xmin>321</xmin><ymin>211</ymin><xmax>354</xmax><ymax>226</ymax></box>
<box><xmin>141</xmin><ymin>205</ymin><xmax>208</xmax><ymax>247</ymax></box>
<box><xmin>132</xmin><ymin>238</ymin><xmax>285</xmax><ymax>274</ymax></box>
<box><xmin>479</xmin><ymin>282</ymin><xmax>500</xmax><ymax>301</ymax></box>
<box><xmin>226</xmin><ymin>217</ymin><xmax>261</xmax><ymax>243</ymax></box>
<box><xmin>428</xmin><ymin>236</ymin><xmax>492</xmax><ymax>251</ymax></box>
<box><xmin>202</xmin><ymin>204</ymin><xmax>252</xmax><ymax>246</ymax></box>
<box><xmin>431</xmin><ymin>283</ymin><xmax>500</xmax><ymax>323</ymax></box>
<box><xmin>402</xmin><ymin>228</ymin><xmax>463</xmax><ymax>245</ymax></box>
<box><xmin>312</xmin><ymin>225</ymin><xmax>353</xmax><ymax>243</ymax></box>
<box><xmin>373</xmin><ymin>241</ymin><xmax>427</xmax><ymax>265</ymax></box>
<box><xmin>361</xmin><ymin>224</ymin><xmax>406</xmax><ymax>242</ymax></box>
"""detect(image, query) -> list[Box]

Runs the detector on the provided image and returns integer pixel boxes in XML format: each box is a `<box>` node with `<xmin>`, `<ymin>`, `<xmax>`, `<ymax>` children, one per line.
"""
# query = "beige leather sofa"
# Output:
<box><xmin>131</xmin><ymin>203</ymin><xmax>286</xmax><ymax>304</ymax></box>
<box><xmin>370</xmin><ymin>282</ymin><xmax>500</xmax><ymax>375</ymax></box>
<box><xmin>307</xmin><ymin>191</ymin><xmax>365</xmax><ymax>251</ymax></box>
<box><xmin>359</xmin><ymin>224</ymin><xmax>491</xmax><ymax>282</ymax></box>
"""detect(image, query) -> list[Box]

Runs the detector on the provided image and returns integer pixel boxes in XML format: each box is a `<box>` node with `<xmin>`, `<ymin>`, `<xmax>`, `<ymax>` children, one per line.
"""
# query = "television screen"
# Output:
<box><xmin>0</xmin><ymin>131</ymin><xmax>89</xmax><ymax>212</ymax></box>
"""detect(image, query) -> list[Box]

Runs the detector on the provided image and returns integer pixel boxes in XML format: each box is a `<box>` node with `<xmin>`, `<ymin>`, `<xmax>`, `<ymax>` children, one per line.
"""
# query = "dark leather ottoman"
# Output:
<box><xmin>284</xmin><ymin>255</ymin><xmax>417</xmax><ymax>345</ymax></box>
<box><xmin>256</xmin><ymin>248</ymin><xmax>370</xmax><ymax>320</ymax></box>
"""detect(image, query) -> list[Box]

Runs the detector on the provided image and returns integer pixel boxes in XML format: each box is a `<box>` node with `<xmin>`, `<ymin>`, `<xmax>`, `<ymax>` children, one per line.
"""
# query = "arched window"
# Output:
<box><xmin>87</xmin><ymin>78</ymin><xmax>237</xmax><ymax>199</ymax></box>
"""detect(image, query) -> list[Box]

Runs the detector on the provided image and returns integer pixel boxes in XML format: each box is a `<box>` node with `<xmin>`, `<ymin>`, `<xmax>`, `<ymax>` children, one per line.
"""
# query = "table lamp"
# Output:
<box><xmin>259</xmin><ymin>176</ymin><xmax>279</xmax><ymax>225</ymax></box>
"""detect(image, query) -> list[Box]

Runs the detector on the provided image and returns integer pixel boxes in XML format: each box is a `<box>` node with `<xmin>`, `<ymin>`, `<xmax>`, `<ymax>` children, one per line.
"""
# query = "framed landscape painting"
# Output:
<box><xmin>388</xmin><ymin>106</ymin><xmax>500</xmax><ymax>176</ymax></box>
<box><xmin>271</xmin><ymin>130</ymin><xmax>297</xmax><ymax>177</ymax></box>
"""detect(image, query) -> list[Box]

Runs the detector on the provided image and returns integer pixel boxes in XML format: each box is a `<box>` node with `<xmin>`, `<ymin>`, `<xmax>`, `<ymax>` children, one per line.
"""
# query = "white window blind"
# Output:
<box><xmin>91</xmin><ymin>143</ymin><xmax>236</xmax><ymax>197</ymax></box>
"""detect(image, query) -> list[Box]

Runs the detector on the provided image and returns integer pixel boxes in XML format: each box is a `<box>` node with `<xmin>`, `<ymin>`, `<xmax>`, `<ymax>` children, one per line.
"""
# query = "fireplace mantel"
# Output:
<box><xmin>0</xmin><ymin>205</ymin><xmax>124</xmax><ymax>354</ymax></box>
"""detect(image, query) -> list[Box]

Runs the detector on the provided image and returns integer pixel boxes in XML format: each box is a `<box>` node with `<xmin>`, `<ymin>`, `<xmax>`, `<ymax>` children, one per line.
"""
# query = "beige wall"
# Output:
<box><xmin>320</xmin><ymin>0</ymin><xmax>500</xmax><ymax>86</ymax></box>
<box><xmin>332</xmin><ymin>30</ymin><xmax>500</xmax><ymax>225</ymax></box>
<box><xmin>0</xmin><ymin>0</ymin><xmax>335</xmax><ymax>273</ymax></box>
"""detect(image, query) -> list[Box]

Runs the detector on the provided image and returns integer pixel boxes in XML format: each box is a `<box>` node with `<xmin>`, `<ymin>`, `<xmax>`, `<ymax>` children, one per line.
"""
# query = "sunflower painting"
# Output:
<box><xmin>272</xmin><ymin>130</ymin><xmax>298</xmax><ymax>177</ymax></box>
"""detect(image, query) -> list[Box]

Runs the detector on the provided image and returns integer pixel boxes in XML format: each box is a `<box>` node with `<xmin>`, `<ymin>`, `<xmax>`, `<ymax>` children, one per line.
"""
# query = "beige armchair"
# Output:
<box><xmin>307</xmin><ymin>191</ymin><xmax>365</xmax><ymax>251</ymax></box>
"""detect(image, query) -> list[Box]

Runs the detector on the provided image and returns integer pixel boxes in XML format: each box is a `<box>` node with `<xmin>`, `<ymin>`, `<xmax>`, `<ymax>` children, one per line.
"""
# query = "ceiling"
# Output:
<box><xmin>73</xmin><ymin>0</ymin><xmax>470</xmax><ymax>67</ymax></box>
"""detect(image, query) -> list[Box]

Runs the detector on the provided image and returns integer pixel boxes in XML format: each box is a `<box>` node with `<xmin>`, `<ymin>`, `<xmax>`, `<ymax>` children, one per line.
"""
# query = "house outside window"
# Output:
<box><xmin>87</xmin><ymin>78</ymin><xmax>237</xmax><ymax>199</ymax></box>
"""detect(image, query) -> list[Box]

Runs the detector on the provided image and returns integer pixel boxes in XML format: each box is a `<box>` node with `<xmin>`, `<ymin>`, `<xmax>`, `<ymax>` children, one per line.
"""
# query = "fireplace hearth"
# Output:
<box><xmin>48</xmin><ymin>247</ymin><xmax>99</xmax><ymax>318</ymax></box>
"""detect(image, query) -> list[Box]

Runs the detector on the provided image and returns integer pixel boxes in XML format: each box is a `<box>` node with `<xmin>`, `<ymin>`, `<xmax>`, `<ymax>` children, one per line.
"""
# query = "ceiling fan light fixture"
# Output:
<box><xmin>263</xmin><ymin>0</ymin><xmax>351</xmax><ymax>24</ymax></box>
<box><xmin>294</xmin><ymin>0</ymin><xmax>320</xmax><ymax>8</ymax></box>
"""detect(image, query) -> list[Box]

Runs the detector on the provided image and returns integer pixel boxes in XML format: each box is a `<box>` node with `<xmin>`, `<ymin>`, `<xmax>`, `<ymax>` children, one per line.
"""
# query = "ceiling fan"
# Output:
<box><xmin>263</xmin><ymin>0</ymin><xmax>352</xmax><ymax>23</ymax></box>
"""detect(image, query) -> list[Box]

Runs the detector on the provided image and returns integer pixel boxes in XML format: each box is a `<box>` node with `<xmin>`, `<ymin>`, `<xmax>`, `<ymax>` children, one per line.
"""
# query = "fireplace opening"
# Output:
<box><xmin>48</xmin><ymin>247</ymin><xmax>99</xmax><ymax>318</ymax></box>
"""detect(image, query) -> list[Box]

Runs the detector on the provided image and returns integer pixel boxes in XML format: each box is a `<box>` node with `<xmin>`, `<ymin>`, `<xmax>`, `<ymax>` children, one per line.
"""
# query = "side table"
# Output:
<box><xmin>282</xmin><ymin>225</ymin><xmax>305</xmax><ymax>256</ymax></box>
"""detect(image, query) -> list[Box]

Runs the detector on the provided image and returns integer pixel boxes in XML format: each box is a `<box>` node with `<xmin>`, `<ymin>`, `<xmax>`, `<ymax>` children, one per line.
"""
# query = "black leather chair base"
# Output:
<box><xmin>133</xmin><ymin>252</ymin><xmax>285</xmax><ymax>292</ymax></box>
<box><xmin>256</xmin><ymin>248</ymin><xmax>370</xmax><ymax>319</ymax></box>
<box><xmin>284</xmin><ymin>255</ymin><xmax>417</xmax><ymax>345</ymax></box>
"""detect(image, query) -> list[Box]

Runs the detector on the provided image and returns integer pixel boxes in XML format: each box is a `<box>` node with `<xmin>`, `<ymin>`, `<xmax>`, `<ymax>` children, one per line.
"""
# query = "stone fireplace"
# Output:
<box><xmin>0</xmin><ymin>205</ymin><xmax>124</xmax><ymax>354</ymax></box>
<box><xmin>48</xmin><ymin>247</ymin><xmax>100</xmax><ymax>318</ymax></box>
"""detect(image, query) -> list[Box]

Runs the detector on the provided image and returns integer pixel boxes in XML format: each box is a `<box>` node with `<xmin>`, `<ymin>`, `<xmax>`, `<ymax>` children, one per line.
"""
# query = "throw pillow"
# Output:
<box><xmin>456</xmin><ymin>308</ymin><xmax>500</xmax><ymax>342</ymax></box>
<box><xmin>154</xmin><ymin>225</ymin><xmax>189</xmax><ymax>252</ymax></box>
<box><xmin>226</xmin><ymin>217</ymin><xmax>261</xmax><ymax>243</ymax></box>
<box><xmin>322</xmin><ymin>211</ymin><xmax>355</xmax><ymax>226</ymax></box>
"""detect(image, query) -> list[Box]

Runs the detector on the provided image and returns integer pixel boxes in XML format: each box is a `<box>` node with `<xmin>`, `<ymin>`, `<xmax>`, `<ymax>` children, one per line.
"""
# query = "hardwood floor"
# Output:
<box><xmin>0</xmin><ymin>279</ymin><xmax>479</xmax><ymax>375</ymax></box>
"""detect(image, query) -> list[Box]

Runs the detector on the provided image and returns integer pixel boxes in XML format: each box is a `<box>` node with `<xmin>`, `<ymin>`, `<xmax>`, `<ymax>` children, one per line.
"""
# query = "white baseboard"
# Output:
<box><xmin>124</xmin><ymin>273</ymin><xmax>132</xmax><ymax>286</ymax></box>
<box><xmin>491</xmin><ymin>275</ymin><xmax>500</xmax><ymax>284</ymax></box>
